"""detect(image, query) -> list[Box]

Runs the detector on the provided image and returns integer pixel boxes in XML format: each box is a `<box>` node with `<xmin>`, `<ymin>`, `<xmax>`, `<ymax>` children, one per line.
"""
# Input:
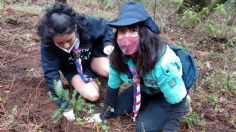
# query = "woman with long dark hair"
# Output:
<box><xmin>36</xmin><ymin>2</ymin><xmax>113</xmax><ymax>120</ymax></box>
<box><xmin>89</xmin><ymin>2</ymin><xmax>190</xmax><ymax>131</ymax></box>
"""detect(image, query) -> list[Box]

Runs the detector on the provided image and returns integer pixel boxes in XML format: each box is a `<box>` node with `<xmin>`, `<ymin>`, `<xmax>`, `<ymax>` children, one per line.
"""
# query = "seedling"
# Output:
<box><xmin>50</xmin><ymin>80</ymin><xmax>95</xmax><ymax>123</ymax></box>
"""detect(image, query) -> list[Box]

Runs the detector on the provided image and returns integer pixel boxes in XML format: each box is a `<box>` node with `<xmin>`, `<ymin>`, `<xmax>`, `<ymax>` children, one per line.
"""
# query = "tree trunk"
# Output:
<box><xmin>56</xmin><ymin>0</ymin><xmax>67</xmax><ymax>3</ymax></box>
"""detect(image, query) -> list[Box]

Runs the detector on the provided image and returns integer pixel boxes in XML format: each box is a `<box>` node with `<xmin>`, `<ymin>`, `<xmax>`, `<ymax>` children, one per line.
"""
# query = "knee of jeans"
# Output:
<box><xmin>113</xmin><ymin>109</ymin><xmax>129</xmax><ymax>117</ymax></box>
<box><xmin>135</xmin><ymin>118</ymin><xmax>161</xmax><ymax>132</ymax></box>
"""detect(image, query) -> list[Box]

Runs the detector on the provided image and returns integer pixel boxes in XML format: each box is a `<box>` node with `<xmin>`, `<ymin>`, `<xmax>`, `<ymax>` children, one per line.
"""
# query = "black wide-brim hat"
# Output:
<box><xmin>108</xmin><ymin>2</ymin><xmax>160</xmax><ymax>34</ymax></box>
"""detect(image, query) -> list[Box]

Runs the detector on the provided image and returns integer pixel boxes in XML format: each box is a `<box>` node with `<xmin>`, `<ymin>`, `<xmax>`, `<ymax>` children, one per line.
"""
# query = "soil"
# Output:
<box><xmin>0</xmin><ymin>1</ymin><xmax>235</xmax><ymax>132</ymax></box>
<box><xmin>0</xmin><ymin>4</ymin><xmax>136</xmax><ymax>132</ymax></box>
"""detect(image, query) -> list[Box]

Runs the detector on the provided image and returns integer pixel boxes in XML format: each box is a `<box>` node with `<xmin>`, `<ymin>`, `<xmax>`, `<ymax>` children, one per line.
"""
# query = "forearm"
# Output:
<box><xmin>102</xmin><ymin>18</ymin><xmax>113</xmax><ymax>48</ymax></box>
<box><xmin>100</xmin><ymin>87</ymin><xmax>119</xmax><ymax>120</ymax></box>
<box><xmin>162</xmin><ymin>96</ymin><xmax>189</xmax><ymax>132</ymax></box>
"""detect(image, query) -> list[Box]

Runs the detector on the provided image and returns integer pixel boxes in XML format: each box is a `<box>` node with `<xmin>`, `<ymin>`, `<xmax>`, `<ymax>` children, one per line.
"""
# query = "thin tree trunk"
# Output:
<box><xmin>56</xmin><ymin>0</ymin><xmax>67</xmax><ymax>3</ymax></box>
<box><xmin>153</xmin><ymin>0</ymin><xmax>157</xmax><ymax>21</ymax></box>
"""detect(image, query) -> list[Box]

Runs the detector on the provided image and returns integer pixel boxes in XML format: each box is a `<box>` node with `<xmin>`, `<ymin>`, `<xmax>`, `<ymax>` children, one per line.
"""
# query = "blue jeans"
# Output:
<box><xmin>113</xmin><ymin>86</ymin><xmax>189</xmax><ymax>132</ymax></box>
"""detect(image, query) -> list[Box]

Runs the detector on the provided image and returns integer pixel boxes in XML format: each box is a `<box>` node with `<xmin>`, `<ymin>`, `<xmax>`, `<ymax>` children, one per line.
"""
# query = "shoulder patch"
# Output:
<box><xmin>169</xmin><ymin>78</ymin><xmax>177</xmax><ymax>88</ymax></box>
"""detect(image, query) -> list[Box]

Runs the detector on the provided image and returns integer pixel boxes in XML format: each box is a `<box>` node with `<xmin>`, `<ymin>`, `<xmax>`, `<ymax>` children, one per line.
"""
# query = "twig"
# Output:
<box><xmin>0</xmin><ymin>98</ymin><xmax>7</xmax><ymax>117</ymax></box>
<box><xmin>0</xmin><ymin>48</ymin><xmax>19</xmax><ymax>55</ymax></box>
<box><xmin>2</xmin><ymin>35</ymin><xmax>16</xmax><ymax>64</ymax></box>
<box><xmin>2</xmin><ymin>54</ymin><xmax>29</xmax><ymax>65</ymax></box>
<box><xmin>34</xmin><ymin>78</ymin><xmax>44</xmax><ymax>105</ymax></box>
<box><xmin>96</xmin><ymin>123</ymin><xmax>100</xmax><ymax>132</ymax></box>
<box><xmin>3</xmin><ymin>75</ymin><xmax>16</xmax><ymax>105</ymax></box>
<box><xmin>32</xmin><ymin>123</ymin><xmax>43</xmax><ymax>132</ymax></box>
<box><xmin>19</xmin><ymin>93</ymin><xmax>31</xmax><ymax>121</ymax></box>
<box><xmin>124</xmin><ymin>112</ymin><xmax>133</xmax><ymax>120</ymax></box>
<box><xmin>124</xmin><ymin>123</ymin><xmax>135</xmax><ymax>131</ymax></box>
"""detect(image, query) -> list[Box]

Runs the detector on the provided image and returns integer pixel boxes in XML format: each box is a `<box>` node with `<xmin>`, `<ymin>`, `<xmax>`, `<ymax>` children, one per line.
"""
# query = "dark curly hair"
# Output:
<box><xmin>110</xmin><ymin>24</ymin><xmax>164</xmax><ymax>75</ymax></box>
<box><xmin>36</xmin><ymin>2</ymin><xmax>89</xmax><ymax>47</ymax></box>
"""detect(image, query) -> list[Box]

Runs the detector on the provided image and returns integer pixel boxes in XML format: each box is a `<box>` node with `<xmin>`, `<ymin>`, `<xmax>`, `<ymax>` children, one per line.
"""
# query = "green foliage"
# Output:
<box><xmin>0</xmin><ymin>103</ymin><xmax>18</xmax><ymax>128</ymax></box>
<box><xmin>53</xmin><ymin>80</ymin><xmax>66</xmax><ymax>100</ymax></box>
<box><xmin>26</xmin><ymin>68</ymin><xmax>36</xmax><ymax>77</ymax></box>
<box><xmin>87</xmin><ymin>103</ymin><xmax>95</xmax><ymax>114</ymax></box>
<box><xmin>178</xmin><ymin>9</ymin><xmax>201</xmax><ymax>27</ymax></box>
<box><xmin>184</xmin><ymin>112</ymin><xmax>197</xmax><ymax>125</ymax></box>
<box><xmin>171</xmin><ymin>0</ymin><xmax>184</xmax><ymax>6</ymax></box>
<box><xmin>184</xmin><ymin>112</ymin><xmax>206</xmax><ymax>130</ymax></box>
<box><xmin>233</xmin><ymin>57</ymin><xmax>236</xmax><ymax>62</ymax></box>
<box><xmin>215</xmin><ymin>4</ymin><xmax>228</xmax><ymax>15</ymax></box>
<box><xmin>205</xmin><ymin>20</ymin><xmax>222</xmax><ymax>37</ymax></box>
<box><xmin>99</xmin><ymin>122</ymin><xmax>109</xmax><ymax>132</ymax></box>
<box><xmin>10</xmin><ymin>4</ymin><xmax>43</xmax><ymax>15</ymax></box>
<box><xmin>96</xmin><ymin>0</ymin><xmax>115</xmax><ymax>10</ymax></box>
<box><xmin>0</xmin><ymin>0</ymin><xmax>4</xmax><ymax>11</ymax></box>
<box><xmin>223</xmin><ymin>73</ymin><xmax>236</xmax><ymax>95</ymax></box>
<box><xmin>199</xmin><ymin>7</ymin><xmax>210</xmax><ymax>18</ymax></box>
<box><xmin>224</xmin><ymin>0</ymin><xmax>236</xmax><ymax>14</ymax></box>
<box><xmin>50</xmin><ymin>80</ymin><xmax>95</xmax><ymax>122</ymax></box>
<box><xmin>52</xmin><ymin>105</ymin><xmax>67</xmax><ymax>122</ymax></box>
<box><xmin>73</xmin><ymin>96</ymin><xmax>95</xmax><ymax>114</ymax></box>
<box><xmin>75</xmin><ymin>117</ymin><xmax>84</xmax><ymax>124</ymax></box>
<box><xmin>203</xmin><ymin>69</ymin><xmax>236</xmax><ymax>95</ymax></box>
<box><xmin>177</xmin><ymin>0</ymin><xmax>234</xmax><ymax>28</ymax></box>
<box><xmin>5</xmin><ymin>105</ymin><xmax>18</xmax><ymax>127</ymax></box>
<box><xmin>206</xmin><ymin>93</ymin><xmax>219</xmax><ymax>108</ymax></box>
<box><xmin>96</xmin><ymin>0</ymin><xmax>151</xmax><ymax>10</ymax></box>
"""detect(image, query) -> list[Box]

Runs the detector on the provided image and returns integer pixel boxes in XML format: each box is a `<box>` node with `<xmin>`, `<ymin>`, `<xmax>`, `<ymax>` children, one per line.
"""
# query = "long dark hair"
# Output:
<box><xmin>110</xmin><ymin>25</ymin><xmax>164</xmax><ymax>75</ymax></box>
<box><xmin>36</xmin><ymin>2</ymin><xmax>89</xmax><ymax>47</ymax></box>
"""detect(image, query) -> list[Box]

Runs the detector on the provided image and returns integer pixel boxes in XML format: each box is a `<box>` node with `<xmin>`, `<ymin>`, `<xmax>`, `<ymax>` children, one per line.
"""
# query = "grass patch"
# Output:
<box><xmin>202</xmin><ymin>69</ymin><xmax>236</xmax><ymax>95</ymax></box>
<box><xmin>0</xmin><ymin>105</ymin><xmax>18</xmax><ymax>129</ymax></box>
<box><xmin>10</xmin><ymin>4</ymin><xmax>44</xmax><ymax>15</ymax></box>
<box><xmin>73</xmin><ymin>0</ymin><xmax>117</xmax><ymax>20</ymax></box>
<box><xmin>183</xmin><ymin>112</ymin><xmax>206</xmax><ymax>131</ymax></box>
<box><xmin>0</xmin><ymin>0</ymin><xmax>4</xmax><ymax>11</ymax></box>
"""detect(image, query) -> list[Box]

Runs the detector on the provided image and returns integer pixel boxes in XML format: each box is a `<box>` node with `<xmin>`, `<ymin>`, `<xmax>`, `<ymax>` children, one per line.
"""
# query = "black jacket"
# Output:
<box><xmin>40</xmin><ymin>15</ymin><xmax>113</xmax><ymax>104</ymax></box>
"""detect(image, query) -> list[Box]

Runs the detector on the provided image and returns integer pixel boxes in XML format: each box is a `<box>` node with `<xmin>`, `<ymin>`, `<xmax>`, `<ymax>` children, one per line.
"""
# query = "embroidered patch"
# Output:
<box><xmin>120</xmin><ymin>81</ymin><xmax>132</xmax><ymax>93</ymax></box>
<box><xmin>79</xmin><ymin>48</ymin><xmax>91</xmax><ymax>60</ymax></box>
<box><xmin>169</xmin><ymin>78</ymin><xmax>176</xmax><ymax>88</ymax></box>
<box><xmin>144</xmin><ymin>79</ymin><xmax>158</xmax><ymax>87</ymax></box>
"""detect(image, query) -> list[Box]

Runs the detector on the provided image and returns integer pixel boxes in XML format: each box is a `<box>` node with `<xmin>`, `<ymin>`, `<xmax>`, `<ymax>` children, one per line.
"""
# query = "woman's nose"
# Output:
<box><xmin>124</xmin><ymin>32</ymin><xmax>131</xmax><ymax>37</ymax></box>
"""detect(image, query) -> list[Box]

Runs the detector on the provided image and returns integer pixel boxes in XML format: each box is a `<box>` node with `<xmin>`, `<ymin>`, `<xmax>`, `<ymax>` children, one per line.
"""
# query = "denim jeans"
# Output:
<box><xmin>113</xmin><ymin>86</ymin><xmax>190</xmax><ymax>132</ymax></box>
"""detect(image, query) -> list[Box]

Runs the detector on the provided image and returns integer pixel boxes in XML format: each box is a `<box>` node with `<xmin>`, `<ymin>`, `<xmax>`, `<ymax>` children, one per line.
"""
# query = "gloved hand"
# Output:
<box><xmin>85</xmin><ymin>113</ymin><xmax>102</xmax><ymax>123</ymax></box>
<box><xmin>63</xmin><ymin>109</ymin><xmax>75</xmax><ymax>121</ymax></box>
<box><xmin>103</xmin><ymin>45</ymin><xmax>114</xmax><ymax>55</ymax></box>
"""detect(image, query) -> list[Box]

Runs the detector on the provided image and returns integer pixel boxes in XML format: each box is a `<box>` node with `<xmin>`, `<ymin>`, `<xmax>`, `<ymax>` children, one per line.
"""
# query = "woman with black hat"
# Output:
<box><xmin>89</xmin><ymin>2</ymin><xmax>190</xmax><ymax>131</ymax></box>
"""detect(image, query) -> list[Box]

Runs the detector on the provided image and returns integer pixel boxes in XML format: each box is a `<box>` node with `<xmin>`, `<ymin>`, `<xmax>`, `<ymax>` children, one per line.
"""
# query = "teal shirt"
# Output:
<box><xmin>108</xmin><ymin>45</ymin><xmax>187</xmax><ymax>104</ymax></box>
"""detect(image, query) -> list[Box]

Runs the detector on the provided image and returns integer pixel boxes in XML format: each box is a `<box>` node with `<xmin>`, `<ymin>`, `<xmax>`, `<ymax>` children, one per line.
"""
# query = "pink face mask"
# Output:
<box><xmin>117</xmin><ymin>36</ymin><xmax>140</xmax><ymax>55</ymax></box>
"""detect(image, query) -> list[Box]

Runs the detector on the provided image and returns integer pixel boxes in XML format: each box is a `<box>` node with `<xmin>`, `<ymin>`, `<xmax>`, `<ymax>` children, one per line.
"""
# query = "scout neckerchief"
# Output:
<box><xmin>128</xmin><ymin>66</ymin><xmax>141</xmax><ymax>122</ymax></box>
<box><xmin>71</xmin><ymin>37</ymin><xmax>93</xmax><ymax>83</ymax></box>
